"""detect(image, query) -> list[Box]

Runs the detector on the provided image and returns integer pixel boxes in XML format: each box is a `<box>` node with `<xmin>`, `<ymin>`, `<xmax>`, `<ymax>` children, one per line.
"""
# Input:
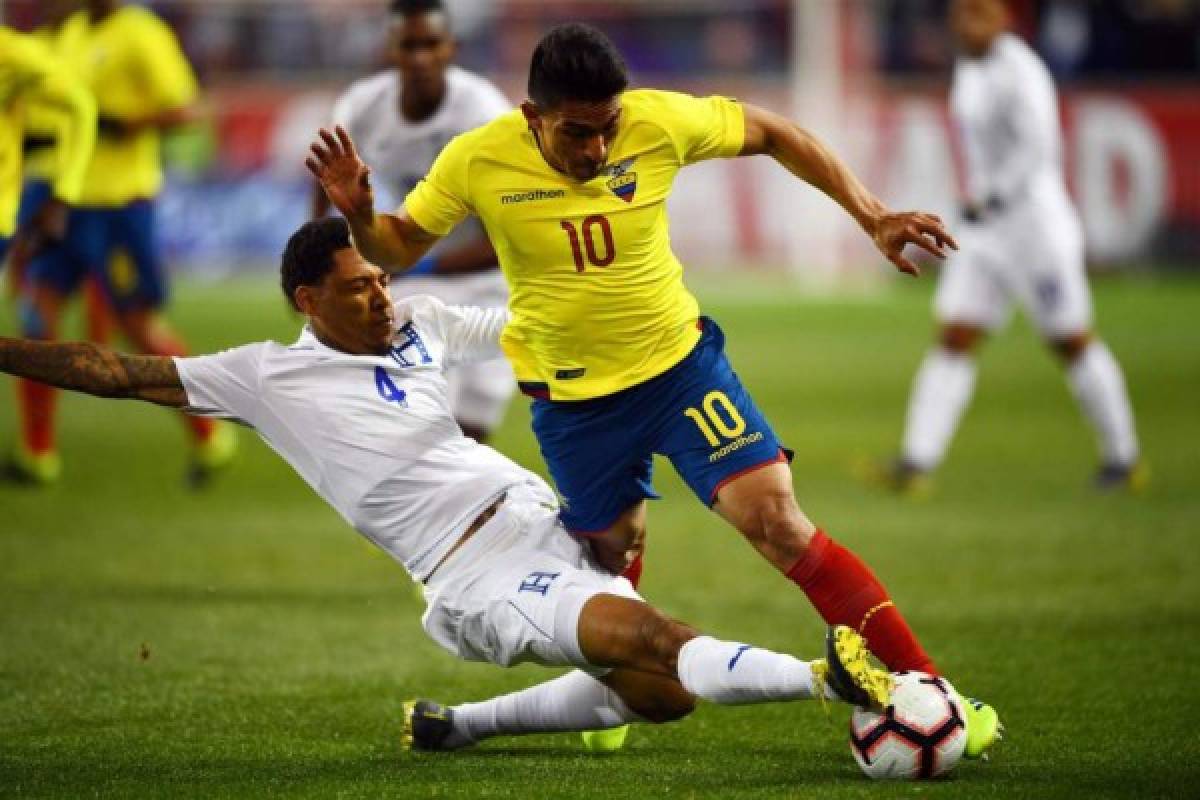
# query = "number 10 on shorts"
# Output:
<box><xmin>684</xmin><ymin>390</ymin><xmax>747</xmax><ymax>447</ymax></box>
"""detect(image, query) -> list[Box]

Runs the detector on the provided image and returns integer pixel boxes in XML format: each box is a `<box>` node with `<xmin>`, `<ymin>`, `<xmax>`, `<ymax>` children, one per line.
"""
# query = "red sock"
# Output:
<box><xmin>184</xmin><ymin>412</ymin><xmax>215</xmax><ymax>444</ymax></box>
<box><xmin>18</xmin><ymin>379</ymin><xmax>57</xmax><ymax>454</ymax></box>
<box><xmin>620</xmin><ymin>553</ymin><xmax>644</xmax><ymax>589</ymax></box>
<box><xmin>84</xmin><ymin>280</ymin><xmax>113</xmax><ymax>345</ymax></box>
<box><xmin>786</xmin><ymin>529</ymin><xmax>938</xmax><ymax>675</ymax></box>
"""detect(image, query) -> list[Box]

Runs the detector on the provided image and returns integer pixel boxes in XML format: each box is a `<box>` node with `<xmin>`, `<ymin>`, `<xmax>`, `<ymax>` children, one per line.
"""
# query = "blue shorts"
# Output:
<box><xmin>26</xmin><ymin>197</ymin><xmax>167</xmax><ymax>311</ymax></box>
<box><xmin>531</xmin><ymin>317</ymin><xmax>789</xmax><ymax>533</ymax></box>
<box><xmin>3</xmin><ymin>178</ymin><xmax>54</xmax><ymax>263</ymax></box>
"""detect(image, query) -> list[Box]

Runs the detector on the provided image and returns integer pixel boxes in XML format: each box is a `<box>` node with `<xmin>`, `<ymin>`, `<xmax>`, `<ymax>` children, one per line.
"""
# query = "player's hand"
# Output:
<box><xmin>5</xmin><ymin>198</ymin><xmax>69</xmax><ymax>295</ymax></box>
<box><xmin>305</xmin><ymin>126</ymin><xmax>376</xmax><ymax>226</ymax></box>
<box><xmin>871</xmin><ymin>211</ymin><xmax>957</xmax><ymax>277</ymax></box>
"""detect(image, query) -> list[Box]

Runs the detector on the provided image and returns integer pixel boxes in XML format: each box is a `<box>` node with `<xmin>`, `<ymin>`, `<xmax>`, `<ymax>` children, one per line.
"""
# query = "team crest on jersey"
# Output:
<box><xmin>602</xmin><ymin>157</ymin><xmax>638</xmax><ymax>203</ymax></box>
<box><xmin>389</xmin><ymin>322</ymin><xmax>433</xmax><ymax>368</ymax></box>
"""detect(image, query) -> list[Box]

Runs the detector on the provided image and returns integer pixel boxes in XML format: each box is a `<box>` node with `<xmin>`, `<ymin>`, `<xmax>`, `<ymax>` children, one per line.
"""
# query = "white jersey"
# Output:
<box><xmin>173</xmin><ymin>296</ymin><xmax>531</xmax><ymax>581</ymax></box>
<box><xmin>331</xmin><ymin>65</ymin><xmax>510</xmax><ymax>268</ymax></box>
<box><xmin>951</xmin><ymin>33</ymin><xmax>1069</xmax><ymax>210</ymax></box>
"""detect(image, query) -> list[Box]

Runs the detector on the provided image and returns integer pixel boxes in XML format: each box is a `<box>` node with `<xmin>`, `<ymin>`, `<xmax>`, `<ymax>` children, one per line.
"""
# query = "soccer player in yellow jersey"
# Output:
<box><xmin>0</xmin><ymin>25</ymin><xmax>95</xmax><ymax>283</ymax></box>
<box><xmin>14</xmin><ymin>0</ymin><xmax>235</xmax><ymax>486</ymax></box>
<box><xmin>310</xmin><ymin>24</ymin><xmax>1001</xmax><ymax>757</ymax></box>
<box><xmin>16</xmin><ymin>1</ymin><xmax>114</xmax><ymax>345</ymax></box>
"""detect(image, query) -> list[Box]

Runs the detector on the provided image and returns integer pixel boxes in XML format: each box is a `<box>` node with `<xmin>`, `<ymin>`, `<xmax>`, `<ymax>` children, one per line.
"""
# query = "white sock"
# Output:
<box><xmin>1067</xmin><ymin>341</ymin><xmax>1139</xmax><ymax>465</ymax></box>
<box><xmin>448</xmin><ymin>670</ymin><xmax>642</xmax><ymax>747</ymax></box>
<box><xmin>901</xmin><ymin>347</ymin><xmax>977</xmax><ymax>471</ymax></box>
<box><xmin>675</xmin><ymin>636</ymin><xmax>829</xmax><ymax>705</ymax></box>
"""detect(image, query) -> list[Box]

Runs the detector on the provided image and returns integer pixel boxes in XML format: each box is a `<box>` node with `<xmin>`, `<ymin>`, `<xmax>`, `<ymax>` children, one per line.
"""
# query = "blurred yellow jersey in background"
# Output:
<box><xmin>55</xmin><ymin>5</ymin><xmax>197</xmax><ymax>208</ymax></box>
<box><xmin>0</xmin><ymin>26</ymin><xmax>95</xmax><ymax>236</ymax></box>
<box><xmin>405</xmin><ymin>89</ymin><xmax>745</xmax><ymax>400</ymax></box>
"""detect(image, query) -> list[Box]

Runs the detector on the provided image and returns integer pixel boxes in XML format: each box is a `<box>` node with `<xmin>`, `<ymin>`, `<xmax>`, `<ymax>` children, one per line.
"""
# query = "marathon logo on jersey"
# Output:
<box><xmin>500</xmin><ymin>188</ymin><xmax>567</xmax><ymax>205</ymax></box>
<box><xmin>389</xmin><ymin>321</ymin><xmax>433</xmax><ymax>368</ymax></box>
<box><xmin>602</xmin><ymin>157</ymin><xmax>638</xmax><ymax>203</ymax></box>
<box><xmin>708</xmin><ymin>431</ymin><xmax>764</xmax><ymax>463</ymax></box>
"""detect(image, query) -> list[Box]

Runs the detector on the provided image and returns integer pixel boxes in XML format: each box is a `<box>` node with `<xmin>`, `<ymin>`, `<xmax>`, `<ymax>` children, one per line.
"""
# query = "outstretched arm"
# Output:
<box><xmin>740</xmin><ymin>103</ymin><xmax>957</xmax><ymax>276</ymax></box>
<box><xmin>0</xmin><ymin>338</ymin><xmax>187</xmax><ymax>408</ymax></box>
<box><xmin>305</xmin><ymin>126</ymin><xmax>440</xmax><ymax>270</ymax></box>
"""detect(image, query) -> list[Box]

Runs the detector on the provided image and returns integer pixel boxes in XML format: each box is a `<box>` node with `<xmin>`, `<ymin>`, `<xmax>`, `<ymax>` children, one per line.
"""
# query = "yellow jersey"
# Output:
<box><xmin>0</xmin><ymin>27</ymin><xmax>95</xmax><ymax>236</ymax></box>
<box><xmin>23</xmin><ymin>24</ymin><xmax>76</xmax><ymax>182</ymax></box>
<box><xmin>404</xmin><ymin>89</ymin><xmax>744</xmax><ymax>400</ymax></box>
<box><xmin>56</xmin><ymin>6</ymin><xmax>197</xmax><ymax>207</ymax></box>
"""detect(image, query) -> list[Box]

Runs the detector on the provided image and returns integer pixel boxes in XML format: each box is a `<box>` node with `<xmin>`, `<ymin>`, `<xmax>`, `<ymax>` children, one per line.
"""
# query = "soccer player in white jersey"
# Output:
<box><xmin>0</xmin><ymin>217</ymin><xmax>895</xmax><ymax>751</ymax></box>
<box><xmin>313</xmin><ymin>0</ymin><xmax>513</xmax><ymax>443</ymax></box>
<box><xmin>886</xmin><ymin>0</ymin><xmax>1142</xmax><ymax>492</ymax></box>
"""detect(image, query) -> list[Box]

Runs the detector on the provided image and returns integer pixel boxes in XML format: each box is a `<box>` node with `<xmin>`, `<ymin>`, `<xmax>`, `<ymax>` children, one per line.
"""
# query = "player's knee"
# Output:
<box><xmin>939</xmin><ymin>324</ymin><xmax>983</xmax><ymax>354</ymax></box>
<box><xmin>739</xmin><ymin>490</ymin><xmax>813</xmax><ymax>567</ymax></box>
<box><xmin>628</xmin><ymin>681</ymin><xmax>696</xmax><ymax>724</ymax></box>
<box><xmin>639</xmin><ymin>614</ymin><xmax>698</xmax><ymax>673</ymax></box>
<box><xmin>1049</xmin><ymin>331</ymin><xmax>1091</xmax><ymax>363</ymax></box>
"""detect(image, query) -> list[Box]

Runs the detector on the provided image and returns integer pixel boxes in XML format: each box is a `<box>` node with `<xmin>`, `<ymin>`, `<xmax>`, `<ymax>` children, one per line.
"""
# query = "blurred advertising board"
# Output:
<box><xmin>160</xmin><ymin>83</ymin><xmax>1199</xmax><ymax>274</ymax></box>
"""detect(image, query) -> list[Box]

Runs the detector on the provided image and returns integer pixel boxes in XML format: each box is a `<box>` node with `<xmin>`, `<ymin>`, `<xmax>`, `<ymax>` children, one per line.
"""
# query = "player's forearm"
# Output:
<box><xmin>743</xmin><ymin>105</ymin><xmax>887</xmax><ymax>235</ymax></box>
<box><xmin>426</xmin><ymin>237</ymin><xmax>498</xmax><ymax>275</ymax></box>
<box><xmin>768</xmin><ymin>122</ymin><xmax>887</xmax><ymax>235</ymax></box>
<box><xmin>0</xmin><ymin>338</ymin><xmax>184</xmax><ymax>404</ymax></box>
<box><xmin>347</xmin><ymin>212</ymin><xmax>436</xmax><ymax>272</ymax></box>
<box><xmin>41</xmin><ymin>81</ymin><xmax>96</xmax><ymax>205</ymax></box>
<box><xmin>311</xmin><ymin>181</ymin><xmax>332</xmax><ymax>220</ymax></box>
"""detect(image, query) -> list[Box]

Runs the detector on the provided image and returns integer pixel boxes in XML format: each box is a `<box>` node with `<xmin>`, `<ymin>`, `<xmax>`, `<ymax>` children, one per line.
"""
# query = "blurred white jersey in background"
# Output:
<box><xmin>939</xmin><ymin>33</ymin><xmax>1090</xmax><ymax>337</ymax></box>
<box><xmin>330</xmin><ymin>65</ymin><xmax>515</xmax><ymax>432</ymax></box>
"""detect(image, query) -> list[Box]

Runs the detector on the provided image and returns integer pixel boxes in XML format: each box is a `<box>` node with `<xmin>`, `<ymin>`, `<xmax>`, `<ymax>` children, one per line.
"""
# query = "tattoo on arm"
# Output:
<box><xmin>0</xmin><ymin>338</ymin><xmax>187</xmax><ymax>408</ymax></box>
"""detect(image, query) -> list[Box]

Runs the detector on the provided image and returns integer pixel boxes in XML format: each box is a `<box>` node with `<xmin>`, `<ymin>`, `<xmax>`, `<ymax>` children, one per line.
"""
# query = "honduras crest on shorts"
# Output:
<box><xmin>602</xmin><ymin>157</ymin><xmax>638</xmax><ymax>203</ymax></box>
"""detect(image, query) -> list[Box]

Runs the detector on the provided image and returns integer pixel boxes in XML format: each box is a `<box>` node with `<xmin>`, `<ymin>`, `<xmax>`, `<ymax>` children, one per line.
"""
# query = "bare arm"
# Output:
<box><xmin>0</xmin><ymin>338</ymin><xmax>187</xmax><ymax>408</ymax></box>
<box><xmin>311</xmin><ymin>179</ymin><xmax>332</xmax><ymax>220</ymax></box>
<box><xmin>417</xmin><ymin>235</ymin><xmax>499</xmax><ymax>276</ymax></box>
<box><xmin>740</xmin><ymin>103</ymin><xmax>957</xmax><ymax>276</ymax></box>
<box><xmin>305</xmin><ymin>126</ymin><xmax>440</xmax><ymax>270</ymax></box>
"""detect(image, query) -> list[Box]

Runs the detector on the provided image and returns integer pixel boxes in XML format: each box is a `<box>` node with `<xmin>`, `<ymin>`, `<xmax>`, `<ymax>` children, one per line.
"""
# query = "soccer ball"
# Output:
<box><xmin>849</xmin><ymin>671</ymin><xmax>967</xmax><ymax>780</ymax></box>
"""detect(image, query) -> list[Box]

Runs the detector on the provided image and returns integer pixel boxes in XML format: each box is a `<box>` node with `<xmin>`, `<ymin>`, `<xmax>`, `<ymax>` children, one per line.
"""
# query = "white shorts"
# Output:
<box><xmin>934</xmin><ymin>194</ymin><xmax>1092</xmax><ymax>338</ymax></box>
<box><xmin>421</xmin><ymin>481</ymin><xmax>641</xmax><ymax>672</ymax></box>
<box><xmin>392</xmin><ymin>271</ymin><xmax>515</xmax><ymax>432</ymax></box>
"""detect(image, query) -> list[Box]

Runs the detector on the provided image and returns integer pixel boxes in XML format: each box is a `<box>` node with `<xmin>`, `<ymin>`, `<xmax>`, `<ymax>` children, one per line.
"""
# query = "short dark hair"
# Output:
<box><xmin>528</xmin><ymin>24</ymin><xmax>629</xmax><ymax>109</ymax></box>
<box><xmin>390</xmin><ymin>0</ymin><xmax>444</xmax><ymax>15</ymax></box>
<box><xmin>280</xmin><ymin>217</ymin><xmax>352</xmax><ymax>311</ymax></box>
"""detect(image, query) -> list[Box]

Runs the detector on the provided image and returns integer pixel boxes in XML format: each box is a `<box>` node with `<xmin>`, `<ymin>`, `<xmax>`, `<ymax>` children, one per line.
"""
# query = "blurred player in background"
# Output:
<box><xmin>314</xmin><ymin>0</ymin><xmax>514</xmax><ymax>443</ymax></box>
<box><xmin>12</xmin><ymin>0</ymin><xmax>236</xmax><ymax>486</ymax></box>
<box><xmin>884</xmin><ymin>0</ymin><xmax>1142</xmax><ymax>493</ymax></box>
<box><xmin>13</xmin><ymin>0</ymin><xmax>113</xmax><ymax>344</ymax></box>
<box><xmin>0</xmin><ymin>23</ymin><xmax>95</xmax><ymax>297</ymax></box>
<box><xmin>309</xmin><ymin>23</ymin><xmax>1001</xmax><ymax>758</ymax></box>
<box><xmin>0</xmin><ymin>217</ymin><xmax>895</xmax><ymax>752</ymax></box>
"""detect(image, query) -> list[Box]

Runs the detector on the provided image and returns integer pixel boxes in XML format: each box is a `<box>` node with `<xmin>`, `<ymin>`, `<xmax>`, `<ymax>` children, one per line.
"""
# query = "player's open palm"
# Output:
<box><xmin>306</xmin><ymin>126</ymin><xmax>376</xmax><ymax>223</ymax></box>
<box><xmin>872</xmin><ymin>211</ymin><xmax>957</xmax><ymax>277</ymax></box>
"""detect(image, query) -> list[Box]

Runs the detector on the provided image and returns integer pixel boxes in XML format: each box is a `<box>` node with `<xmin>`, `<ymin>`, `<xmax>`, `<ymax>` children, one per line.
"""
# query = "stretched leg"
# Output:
<box><xmin>898</xmin><ymin>322</ymin><xmax>984</xmax><ymax>476</ymax></box>
<box><xmin>582</xmin><ymin>500</ymin><xmax>647</xmax><ymax>581</ymax></box>
<box><xmin>437</xmin><ymin>669</ymin><xmax>660</xmax><ymax>749</ymax></box>
<box><xmin>412</xmin><ymin>593</ymin><xmax>888</xmax><ymax>750</ymax></box>
<box><xmin>83</xmin><ymin>276</ymin><xmax>114</xmax><ymax>345</ymax></box>
<box><xmin>1051</xmin><ymin>332</ymin><xmax>1140</xmax><ymax>483</ymax></box>
<box><xmin>714</xmin><ymin>461</ymin><xmax>937</xmax><ymax>675</ymax></box>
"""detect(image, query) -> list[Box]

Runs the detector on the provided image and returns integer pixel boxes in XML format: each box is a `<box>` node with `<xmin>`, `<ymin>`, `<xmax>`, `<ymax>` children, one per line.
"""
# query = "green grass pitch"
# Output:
<box><xmin>1</xmin><ymin>275</ymin><xmax>1198</xmax><ymax>798</ymax></box>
